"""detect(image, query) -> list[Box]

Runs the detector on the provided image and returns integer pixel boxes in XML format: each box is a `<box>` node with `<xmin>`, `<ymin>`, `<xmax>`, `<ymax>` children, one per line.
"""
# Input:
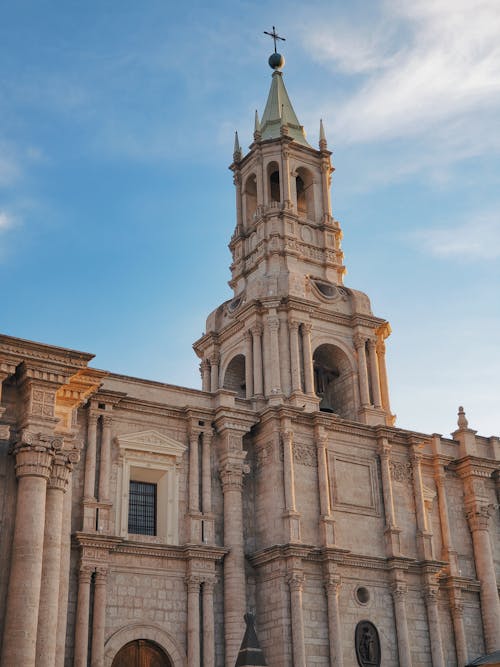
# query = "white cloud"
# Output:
<box><xmin>0</xmin><ymin>211</ymin><xmax>14</xmax><ymax>231</ymax></box>
<box><xmin>413</xmin><ymin>211</ymin><xmax>500</xmax><ymax>260</ymax></box>
<box><xmin>298</xmin><ymin>0</ymin><xmax>500</xmax><ymax>144</ymax></box>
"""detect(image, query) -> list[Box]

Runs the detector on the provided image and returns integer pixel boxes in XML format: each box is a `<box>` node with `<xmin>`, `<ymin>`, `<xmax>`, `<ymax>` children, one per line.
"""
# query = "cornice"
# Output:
<box><xmin>0</xmin><ymin>334</ymin><xmax>94</xmax><ymax>369</ymax></box>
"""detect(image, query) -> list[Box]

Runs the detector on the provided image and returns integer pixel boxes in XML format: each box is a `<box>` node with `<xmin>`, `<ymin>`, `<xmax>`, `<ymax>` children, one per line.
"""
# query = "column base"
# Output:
<box><xmin>289</xmin><ymin>391</ymin><xmax>320</xmax><ymax>413</ymax></box>
<box><xmin>321</xmin><ymin>516</ymin><xmax>336</xmax><ymax>547</ymax></box>
<box><xmin>268</xmin><ymin>392</ymin><xmax>285</xmax><ymax>406</ymax></box>
<box><xmin>358</xmin><ymin>405</ymin><xmax>388</xmax><ymax>426</ymax></box>
<box><xmin>384</xmin><ymin>525</ymin><xmax>402</xmax><ymax>557</ymax></box>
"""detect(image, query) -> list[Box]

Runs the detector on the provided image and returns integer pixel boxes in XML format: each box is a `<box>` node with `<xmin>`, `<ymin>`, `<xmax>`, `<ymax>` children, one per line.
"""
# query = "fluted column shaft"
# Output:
<box><xmin>288</xmin><ymin>574</ymin><xmax>307</xmax><ymax>667</ymax></box>
<box><xmin>186</xmin><ymin>576</ymin><xmax>201</xmax><ymax>667</ymax></box>
<box><xmin>282</xmin><ymin>430</ymin><xmax>296</xmax><ymax>512</ymax></box>
<box><xmin>354</xmin><ymin>336</ymin><xmax>370</xmax><ymax>406</ymax></box>
<box><xmin>210</xmin><ymin>354</ymin><xmax>220</xmax><ymax>392</ymax></box>
<box><xmin>379</xmin><ymin>441</ymin><xmax>396</xmax><ymax>528</ymax></box>
<box><xmin>467</xmin><ymin>507</ymin><xmax>500</xmax><ymax>652</ymax></box>
<box><xmin>84</xmin><ymin>413</ymin><xmax>98</xmax><ymax>499</ymax></box>
<box><xmin>36</xmin><ymin>458</ymin><xmax>71</xmax><ymax>667</ymax></box>
<box><xmin>267</xmin><ymin>315</ymin><xmax>282</xmax><ymax>394</ymax></box>
<box><xmin>392</xmin><ymin>585</ymin><xmax>412</xmax><ymax>667</ymax></box>
<box><xmin>317</xmin><ymin>436</ymin><xmax>330</xmax><ymax>518</ymax></box>
<box><xmin>74</xmin><ymin>567</ymin><xmax>93</xmax><ymax>667</ymax></box>
<box><xmin>1</xmin><ymin>444</ymin><xmax>53</xmax><ymax>667</ymax></box>
<box><xmin>220</xmin><ymin>459</ymin><xmax>246</xmax><ymax>667</ymax></box>
<box><xmin>425</xmin><ymin>589</ymin><xmax>445</xmax><ymax>667</ymax></box>
<box><xmin>203</xmin><ymin>579</ymin><xmax>216</xmax><ymax>667</ymax></box>
<box><xmin>244</xmin><ymin>332</ymin><xmax>253</xmax><ymax>398</ymax></box>
<box><xmin>91</xmin><ymin>568</ymin><xmax>107</xmax><ymax>667</ymax></box>
<box><xmin>367</xmin><ymin>339</ymin><xmax>382</xmax><ymax>408</ymax></box>
<box><xmin>201</xmin><ymin>360</ymin><xmax>211</xmax><ymax>392</ymax></box>
<box><xmin>98</xmin><ymin>416</ymin><xmax>111</xmax><ymax>502</ymax></box>
<box><xmin>289</xmin><ymin>320</ymin><xmax>302</xmax><ymax>392</ymax></box>
<box><xmin>251</xmin><ymin>325</ymin><xmax>263</xmax><ymax>397</ymax></box>
<box><xmin>376</xmin><ymin>340</ymin><xmax>391</xmax><ymax>413</ymax></box>
<box><xmin>325</xmin><ymin>578</ymin><xmax>343</xmax><ymax>667</ymax></box>
<box><xmin>301</xmin><ymin>323</ymin><xmax>315</xmax><ymax>395</ymax></box>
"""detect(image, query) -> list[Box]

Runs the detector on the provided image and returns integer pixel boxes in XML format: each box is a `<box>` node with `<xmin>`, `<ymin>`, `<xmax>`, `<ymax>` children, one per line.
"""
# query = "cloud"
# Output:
<box><xmin>413</xmin><ymin>211</ymin><xmax>500</xmax><ymax>260</ymax></box>
<box><xmin>0</xmin><ymin>211</ymin><xmax>14</xmax><ymax>231</ymax></box>
<box><xmin>297</xmin><ymin>0</ymin><xmax>500</xmax><ymax>144</ymax></box>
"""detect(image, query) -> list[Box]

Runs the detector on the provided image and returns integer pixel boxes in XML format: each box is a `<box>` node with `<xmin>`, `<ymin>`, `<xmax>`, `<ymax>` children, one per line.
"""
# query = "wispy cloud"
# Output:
<box><xmin>413</xmin><ymin>210</ymin><xmax>500</xmax><ymax>260</ymax></box>
<box><xmin>0</xmin><ymin>211</ymin><xmax>14</xmax><ymax>230</ymax></box>
<box><xmin>298</xmin><ymin>0</ymin><xmax>500</xmax><ymax>144</ymax></box>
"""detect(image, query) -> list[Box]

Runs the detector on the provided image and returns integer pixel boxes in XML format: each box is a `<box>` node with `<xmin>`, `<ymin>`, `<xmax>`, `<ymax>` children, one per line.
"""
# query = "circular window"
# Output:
<box><xmin>355</xmin><ymin>586</ymin><xmax>370</xmax><ymax>605</ymax></box>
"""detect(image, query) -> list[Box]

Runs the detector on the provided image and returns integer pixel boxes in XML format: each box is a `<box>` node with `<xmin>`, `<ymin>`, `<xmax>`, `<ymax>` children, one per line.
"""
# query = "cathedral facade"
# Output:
<box><xmin>0</xmin><ymin>51</ymin><xmax>499</xmax><ymax>667</ymax></box>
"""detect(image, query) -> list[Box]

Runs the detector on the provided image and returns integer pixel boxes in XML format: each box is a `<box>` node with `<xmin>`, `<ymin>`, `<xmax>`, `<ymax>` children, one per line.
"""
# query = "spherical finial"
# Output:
<box><xmin>268</xmin><ymin>52</ymin><xmax>285</xmax><ymax>70</ymax></box>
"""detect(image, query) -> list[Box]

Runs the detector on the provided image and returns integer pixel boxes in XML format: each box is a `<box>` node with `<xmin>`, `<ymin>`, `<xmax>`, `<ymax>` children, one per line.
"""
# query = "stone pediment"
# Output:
<box><xmin>115</xmin><ymin>429</ymin><xmax>186</xmax><ymax>460</ymax></box>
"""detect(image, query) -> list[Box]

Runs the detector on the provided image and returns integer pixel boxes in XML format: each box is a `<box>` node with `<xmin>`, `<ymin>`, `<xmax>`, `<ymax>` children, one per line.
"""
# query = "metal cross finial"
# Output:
<box><xmin>264</xmin><ymin>26</ymin><xmax>286</xmax><ymax>53</ymax></box>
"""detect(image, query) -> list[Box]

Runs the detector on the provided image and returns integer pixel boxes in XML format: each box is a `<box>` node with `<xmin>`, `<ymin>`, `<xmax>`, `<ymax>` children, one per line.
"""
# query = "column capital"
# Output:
<box><xmin>281</xmin><ymin>429</ymin><xmax>293</xmax><ymax>447</ymax></box>
<box><xmin>200</xmin><ymin>359</ymin><xmax>211</xmax><ymax>371</ymax></box>
<box><xmin>78</xmin><ymin>565</ymin><xmax>94</xmax><ymax>584</ymax></box>
<box><xmin>94</xmin><ymin>566</ymin><xmax>108</xmax><ymax>581</ymax></box>
<box><xmin>87</xmin><ymin>411</ymin><xmax>99</xmax><ymax>426</ymax></box>
<box><xmin>101</xmin><ymin>414</ymin><xmax>113</xmax><ymax>428</ymax></box>
<box><xmin>466</xmin><ymin>504</ymin><xmax>494</xmax><ymax>531</ymax></box>
<box><xmin>450</xmin><ymin>600</ymin><xmax>464</xmax><ymax>617</ymax></box>
<box><xmin>13</xmin><ymin>431</ymin><xmax>57</xmax><ymax>479</ymax></box>
<box><xmin>243</xmin><ymin>330</ymin><xmax>253</xmax><ymax>342</ymax></box>
<box><xmin>376</xmin><ymin>339</ymin><xmax>386</xmax><ymax>354</ymax></box>
<box><xmin>366</xmin><ymin>337</ymin><xmax>377</xmax><ymax>351</ymax></box>
<box><xmin>209</xmin><ymin>352</ymin><xmax>220</xmax><ymax>365</ymax></box>
<box><xmin>287</xmin><ymin>572</ymin><xmax>305</xmax><ymax>592</ymax></box>
<box><xmin>409</xmin><ymin>449</ymin><xmax>423</xmax><ymax>464</ymax></box>
<box><xmin>48</xmin><ymin>454</ymin><xmax>74</xmax><ymax>492</ymax></box>
<box><xmin>219</xmin><ymin>460</ymin><xmax>247</xmax><ymax>492</ymax></box>
<box><xmin>378</xmin><ymin>440</ymin><xmax>392</xmax><ymax>458</ymax></box>
<box><xmin>353</xmin><ymin>334</ymin><xmax>367</xmax><ymax>350</ymax></box>
<box><xmin>289</xmin><ymin>319</ymin><xmax>300</xmax><ymax>331</ymax></box>
<box><xmin>301</xmin><ymin>322</ymin><xmax>313</xmax><ymax>335</ymax></box>
<box><xmin>391</xmin><ymin>582</ymin><xmax>407</xmax><ymax>599</ymax></box>
<box><xmin>203</xmin><ymin>575</ymin><xmax>217</xmax><ymax>591</ymax></box>
<box><xmin>324</xmin><ymin>574</ymin><xmax>341</xmax><ymax>594</ymax></box>
<box><xmin>425</xmin><ymin>585</ymin><xmax>440</xmax><ymax>603</ymax></box>
<box><xmin>250</xmin><ymin>323</ymin><xmax>263</xmax><ymax>337</ymax></box>
<box><xmin>185</xmin><ymin>574</ymin><xmax>203</xmax><ymax>592</ymax></box>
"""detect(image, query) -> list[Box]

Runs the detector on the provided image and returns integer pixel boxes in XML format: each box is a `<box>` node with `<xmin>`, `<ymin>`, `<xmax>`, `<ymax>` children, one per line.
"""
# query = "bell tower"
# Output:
<box><xmin>194</xmin><ymin>45</ymin><xmax>394</xmax><ymax>426</ymax></box>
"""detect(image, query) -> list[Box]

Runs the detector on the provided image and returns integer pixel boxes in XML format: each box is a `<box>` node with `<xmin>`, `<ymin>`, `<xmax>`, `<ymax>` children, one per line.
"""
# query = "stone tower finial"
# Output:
<box><xmin>457</xmin><ymin>406</ymin><xmax>469</xmax><ymax>429</ymax></box>
<box><xmin>319</xmin><ymin>118</ymin><xmax>328</xmax><ymax>150</ymax></box>
<box><xmin>254</xmin><ymin>110</ymin><xmax>262</xmax><ymax>141</ymax></box>
<box><xmin>233</xmin><ymin>131</ymin><xmax>242</xmax><ymax>162</ymax></box>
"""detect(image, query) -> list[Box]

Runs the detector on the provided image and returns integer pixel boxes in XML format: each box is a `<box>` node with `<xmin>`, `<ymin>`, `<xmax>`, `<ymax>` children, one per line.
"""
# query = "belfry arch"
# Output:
<box><xmin>267</xmin><ymin>161</ymin><xmax>281</xmax><ymax>203</ymax></box>
<box><xmin>313</xmin><ymin>343</ymin><xmax>356</xmax><ymax>419</ymax></box>
<box><xmin>243</xmin><ymin>173</ymin><xmax>257</xmax><ymax>227</ymax></box>
<box><xmin>222</xmin><ymin>354</ymin><xmax>246</xmax><ymax>398</ymax></box>
<box><xmin>295</xmin><ymin>166</ymin><xmax>315</xmax><ymax>220</ymax></box>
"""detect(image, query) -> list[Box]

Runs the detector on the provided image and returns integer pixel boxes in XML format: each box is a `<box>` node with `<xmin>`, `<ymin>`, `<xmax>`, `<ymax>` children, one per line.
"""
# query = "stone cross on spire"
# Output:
<box><xmin>263</xmin><ymin>26</ymin><xmax>285</xmax><ymax>53</ymax></box>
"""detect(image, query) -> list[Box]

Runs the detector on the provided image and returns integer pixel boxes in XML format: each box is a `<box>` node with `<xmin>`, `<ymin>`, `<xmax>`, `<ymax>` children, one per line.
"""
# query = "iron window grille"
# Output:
<box><xmin>128</xmin><ymin>480</ymin><xmax>157</xmax><ymax>536</ymax></box>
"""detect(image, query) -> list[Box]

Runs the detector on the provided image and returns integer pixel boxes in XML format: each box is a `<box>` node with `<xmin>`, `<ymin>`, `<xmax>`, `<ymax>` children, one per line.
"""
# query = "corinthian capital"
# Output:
<box><xmin>353</xmin><ymin>334</ymin><xmax>367</xmax><ymax>350</ymax></box>
<box><xmin>466</xmin><ymin>504</ymin><xmax>494</xmax><ymax>531</ymax></box>
<box><xmin>219</xmin><ymin>461</ymin><xmax>245</xmax><ymax>491</ymax></box>
<box><xmin>287</xmin><ymin>572</ymin><xmax>305</xmax><ymax>591</ymax></box>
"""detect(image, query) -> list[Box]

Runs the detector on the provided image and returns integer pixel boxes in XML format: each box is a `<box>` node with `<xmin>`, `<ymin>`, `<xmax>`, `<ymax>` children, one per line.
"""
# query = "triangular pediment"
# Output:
<box><xmin>115</xmin><ymin>429</ymin><xmax>186</xmax><ymax>459</ymax></box>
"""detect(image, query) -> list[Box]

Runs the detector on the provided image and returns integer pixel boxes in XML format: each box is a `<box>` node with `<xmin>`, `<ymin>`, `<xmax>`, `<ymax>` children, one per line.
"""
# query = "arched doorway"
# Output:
<box><xmin>111</xmin><ymin>639</ymin><xmax>172</xmax><ymax>667</ymax></box>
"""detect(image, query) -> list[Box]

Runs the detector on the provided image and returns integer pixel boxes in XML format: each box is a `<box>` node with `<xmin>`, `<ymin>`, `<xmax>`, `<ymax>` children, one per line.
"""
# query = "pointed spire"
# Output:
<box><xmin>260</xmin><ymin>69</ymin><xmax>310</xmax><ymax>147</ymax></box>
<box><xmin>280</xmin><ymin>103</ymin><xmax>289</xmax><ymax>137</ymax></box>
<box><xmin>457</xmin><ymin>406</ymin><xmax>469</xmax><ymax>430</ymax></box>
<box><xmin>233</xmin><ymin>131</ymin><xmax>242</xmax><ymax>162</ymax></box>
<box><xmin>253</xmin><ymin>110</ymin><xmax>262</xmax><ymax>141</ymax></box>
<box><xmin>235</xmin><ymin>613</ymin><xmax>267</xmax><ymax>667</ymax></box>
<box><xmin>319</xmin><ymin>118</ymin><xmax>328</xmax><ymax>150</ymax></box>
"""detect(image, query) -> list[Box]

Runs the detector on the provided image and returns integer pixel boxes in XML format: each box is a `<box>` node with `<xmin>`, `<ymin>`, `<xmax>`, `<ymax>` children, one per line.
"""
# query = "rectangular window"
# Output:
<box><xmin>128</xmin><ymin>480</ymin><xmax>157</xmax><ymax>536</ymax></box>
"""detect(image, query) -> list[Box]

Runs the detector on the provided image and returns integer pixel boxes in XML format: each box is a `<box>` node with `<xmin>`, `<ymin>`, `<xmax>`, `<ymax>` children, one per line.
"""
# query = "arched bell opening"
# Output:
<box><xmin>243</xmin><ymin>173</ymin><xmax>257</xmax><ymax>227</ymax></box>
<box><xmin>295</xmin><ymin>167</ymin><xmax>315</xmax><ymax>220</ymax></box>
<box><xmin>222</xmin><ymin>354</ymin><xmax>246</xmax><ymax>398</ymax></box>
<box><xmin>313</xmin><ymin>344</ymin><xmax>355</xmax><ymax>419</ymax></box>
<box><xmin>267</xmin><ymin>161</ymin><xmax>281</xmax><ymax>203</ymax></box>
<box><xmin>111</xmin><ymin>639</ymin><xmax>172</xmax><ymax>667</ymax></box>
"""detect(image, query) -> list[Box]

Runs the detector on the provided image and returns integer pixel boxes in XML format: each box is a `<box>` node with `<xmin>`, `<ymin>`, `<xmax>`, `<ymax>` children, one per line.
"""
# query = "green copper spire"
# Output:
<box><xmin>260</xmin><ymin>65</ymin><xmax>310</xmax><ymax>147</ymax></box>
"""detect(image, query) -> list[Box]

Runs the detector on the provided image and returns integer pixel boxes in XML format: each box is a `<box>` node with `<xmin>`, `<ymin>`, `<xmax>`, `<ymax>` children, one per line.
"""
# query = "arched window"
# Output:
<box><xmin>112</xmin><ymin>639</ymin><xmax>172</xmax><ymax>667</ymax></box>
<box><xmin>313</xmin><ymin>344</ymin><xmax>355</xmax><ymax>419</ymax></box>
<box><xmin>222</xmin><ymin>354</ymin><xmax>246</xmax><ymax>398</ymax></box>
<box><xmin>244</xmin><ymin>174</ymin><xmax>257</xmax><ymax>226</ymax></box>
<box><xmin>267</xmin><ymin>162</ymin><xmax>281</xmax><ymax>203</ymax></box>
<box><xmin>295</xmin><ymin>167</ymin><xmax>315</xmax><ymax>220</ymax></box>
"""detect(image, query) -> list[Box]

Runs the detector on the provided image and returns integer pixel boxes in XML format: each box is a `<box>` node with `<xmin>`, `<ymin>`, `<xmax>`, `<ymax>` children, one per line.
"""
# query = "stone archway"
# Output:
<box><xmin>104</xmin><ymin>624</ymin><xmax>186</xmax><ymax>667</ymax></box>
<box><xmin>111</xmin><ymin>639</ymin><xmax>171</xmax><ymax>667</ymax></box>
<box><xmin>313</xmin><ymin>343</ymin><xmax>356</xmax><ymax>419</ymax></box>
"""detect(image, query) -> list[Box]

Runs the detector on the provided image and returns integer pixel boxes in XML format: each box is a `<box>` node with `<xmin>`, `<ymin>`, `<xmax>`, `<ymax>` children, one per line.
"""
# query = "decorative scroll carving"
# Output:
<box><xmin>390</xmin><ymin>460</ymin><xmax>413</xmax><ymax>483</ymax></box>
<box><xmin>293</xmin><ymin>442</ymin><xmax>317</xmax><ymax>467</ymax></box>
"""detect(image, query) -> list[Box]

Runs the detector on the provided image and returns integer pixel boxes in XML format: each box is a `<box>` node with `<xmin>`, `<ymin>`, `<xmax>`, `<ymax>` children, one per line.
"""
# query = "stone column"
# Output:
<box><xmin>98</xmin><ymin>415</ymin><xmax>112</xmax><ymax>502</ymax></box>
<box><xmin>233</xmin><ymin>171</ymin><xmax>242</xmax><ymax>233</ymax></box>
<box><xmin>56</xmin><ymin>467</ymin><xmax>74</xmax><ymax>667</ymax></box>
<box><xmin>203</xmin><ymin>577</ymin><xmax>216</xmax><ymax>667</ymax></box>
<box><xmin>84</xmin><ymin>412</ymin><xmax>98</xmax><ymax>500</ymax></box>
<box><xmin>392</xmin><ymin>583</ymin><xmax>412</xmax><ymax>667</ymax></box>
<box><xmin>301</xmin><ymin>323</ymin><xmax>315</xmax><ymax>396</ymax></box>
<box><xmin>36</xmin><ymin>453</ymin><xmax>72</xmax><ymax>667</ymax></box>
<box><xmin>219</xmin><ymin>457</ymin><xmax>247</xmax><ymax>667</ymax></box>
<box><xmin>289</xmin><ymin>319</ymin><xmax>302</xmax><ymax>393</ymax></box>
<box><xmin>74</xmin><ymin>566</ymin><xmax>93</xmax><ymax>667</ymax></box>
<box><xmin>278</xmin><ymin>310</ymin><xmax>291</xmax><ymax>396</ymax></box>
<box><xmin>425</xmin><ymin>586</ymin><xmax>445</xmax><ymax>667</ymax></box>
<box><xmin>282</xmin><ymin>146</ymin><xmax>292</xmax><ymax>207</ymax></box>
<box><xmin>251</xmin><ymin>324</ymin><xmax>264</xmax><ymax>397</ymax></box>
<box><xmin>432</xmin><ymin>438</ymin><xmax>458</xmax><ymax>572</ymax></box>
<box><xmin>354</xmin><ymin>336</ymin><xmax>370</xmax><ymax>407</ymax></box>
<box><xmin>282</xmin><ymin>430</ymin><xmax>296</xmax><ymax>513</ymax></box>
<box><xmin>1</xmin><ymin>436</ymin><xmax>53</xmax><ymax>667</ymax></box>
<box><xmin>267</xmin><ymin>315</ymin><xmax>282</xmax><ymax>395</ymax></box>
<box><xmin>376</xmin><ymin>339</ymin><xmax>391</xmax><ymax>414</ymax></box>
<box><xmin>201</xmin><ymin>430</ymin><xmax>213</xmax><ymax>542</ymax></box>
<box><xmin>320</xmin><ymin>159</ymin><xmax>332</xmax><ymax>223</ymax></box>
<box><xmin>186</xmin><ymin>575</ymin><xmax>201</xmax><ymax>667</ymax></box>
<box><xmin>288</xmin><ymin>573</ymin><xmax>307</xmax><ymax>667</ymax></box>
<box><xmin>325</xmin><ymin>576</ymin><xmax>343</xmax><ymax>667</ymax></box>
<box><xmin>210</xmin><ymin>353</ymin><xmax>220</xmax><ymax>393</ymax></box>
<box><xmin>201</xmin><ymin>360</ymin><xmax>211</xmax><ymax>392</ymax></box>
<box><xmin>466</xmin><ymin>505</ymin><xmax>500</xmax><ymax>652</ymax></box>
<box><xmin>367</xmin><ymin>339</ymin><xmax>382</xmax><ymax>408</ymax></box>
<box><xmin>410</xmin><ymin>446</ymin><xmax>433</xmax><ymax>560</ymax></box>
<box><xmin>378</xmin><ymin>438</ymin><xmax>401</xmax><ymax>556</ymax></box>
<box><xmin>189</xmin><ymin>431</ymin><xmax>201</xmax><ymax>543</ymax></box>
<box><xmin>317</xmin><ymin>433</ymin><xmax>335</xmax><ymax>546</ymax></box>
<box><xmin>449</xmin><ymin>596</ymin><xmax>468</xmax><ymax>666</ymax></box>
<box><xmin>244</xmin><ymin>331</ymin><xmax>253</xmax><ymax>398</ymax></box>
<box><xmin>91</xmin><ymin>567</ymin><xmax>108</xmax><ymax>667</ymax></box>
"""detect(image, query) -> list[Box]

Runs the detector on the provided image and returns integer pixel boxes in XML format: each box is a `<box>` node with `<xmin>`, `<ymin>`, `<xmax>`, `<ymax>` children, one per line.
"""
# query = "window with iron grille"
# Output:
<box><xmin>128</xmin><ymin>480</ymin><xmax>157</xmax><ymax>536</ymax></box>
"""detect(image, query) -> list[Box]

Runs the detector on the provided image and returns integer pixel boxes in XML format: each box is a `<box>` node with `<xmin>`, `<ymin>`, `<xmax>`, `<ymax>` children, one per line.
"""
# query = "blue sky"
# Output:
<box><xmin>1</xmin><ymin>0</ymin><xmax>499</xmax><ymax>437</ymax></box>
